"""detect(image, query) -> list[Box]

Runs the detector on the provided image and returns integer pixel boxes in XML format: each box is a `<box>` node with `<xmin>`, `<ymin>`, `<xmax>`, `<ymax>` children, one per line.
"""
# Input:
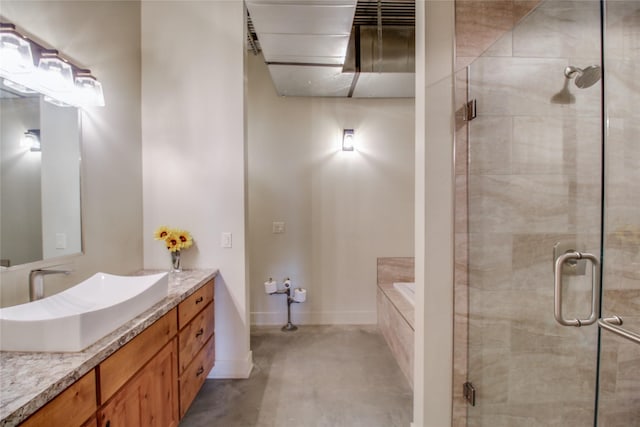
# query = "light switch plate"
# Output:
<box><xmin>272</xmin><ymin>222</ymin><xmax>285</xmax><ymax>234</ymax></box>
<box><xmin>221</xmin><ymin>232</ymin><xmax>232</xmax><ymax>248</ymax></box>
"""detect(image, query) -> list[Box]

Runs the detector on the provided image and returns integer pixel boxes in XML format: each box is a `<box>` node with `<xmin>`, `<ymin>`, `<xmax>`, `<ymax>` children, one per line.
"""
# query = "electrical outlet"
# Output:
<box><xmin>272</xmin><ymin>222</ymin><xmax>285</xmax><ymax>234</ymax></box>
<box><xmin>221</xmin><ymin>232</ymin><xmax>232</xmax><ymax>248</ymax></box>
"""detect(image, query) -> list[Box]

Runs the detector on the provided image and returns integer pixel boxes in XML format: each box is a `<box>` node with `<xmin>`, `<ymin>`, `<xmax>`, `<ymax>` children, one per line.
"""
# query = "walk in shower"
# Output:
<box><xmin>456</xmin><ymin>0</ymin><xmax>640</xmax><ymax>425</ymax></box>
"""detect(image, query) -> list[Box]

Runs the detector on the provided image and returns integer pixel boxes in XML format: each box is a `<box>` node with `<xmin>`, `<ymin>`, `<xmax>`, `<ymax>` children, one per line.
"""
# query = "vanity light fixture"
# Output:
<box><xmin>0</xmin><ymin>22</ymin><xmax>104</xmax><ymax>108</ymax></box>
<box><xmin>342</xmin><ymin>128</ymin><xmax>355</xmax><ymax>151</ymax></box>
<box><xmin>37</xmin><ymin>51</ymin><xmax>75</xmax><ymax>93</ymax></box>
<box><xmin>75</xmin><ymin>70</ymin><xmax>105</xmax><ymax>107</ymax></box>
<box><xmin>24</xmin><ymin>129</ymin><xmax>41</xmax><ymax>152</ymax></box>
<box><xmin>0</xmin><ymin>26</ymin><xmax>34</xmax><ymax>75</ymax></box>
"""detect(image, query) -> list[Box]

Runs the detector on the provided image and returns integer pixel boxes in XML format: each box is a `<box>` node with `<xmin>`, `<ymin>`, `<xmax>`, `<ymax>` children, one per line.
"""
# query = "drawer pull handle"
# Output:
<box><xmin>195</xmin><ymin>296</ymin><xmax>204</xmax><ymax>304</ymax></box>
<box><xmin>196</xmin><ymin>366</ymin><xmax>204</xmax><ymax>376</ymax></box>
<box><xmin>195</xmin><ymin>328</ymin><xmax>204</xmax><ymax>338</ymax></box>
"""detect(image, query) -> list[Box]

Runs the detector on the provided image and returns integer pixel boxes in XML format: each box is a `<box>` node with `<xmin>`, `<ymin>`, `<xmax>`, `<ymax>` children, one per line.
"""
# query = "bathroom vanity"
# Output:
<box><xmin>0</xmin><ymin>269</ymin><xmax>217</xmax><ymax>427</ymax></box>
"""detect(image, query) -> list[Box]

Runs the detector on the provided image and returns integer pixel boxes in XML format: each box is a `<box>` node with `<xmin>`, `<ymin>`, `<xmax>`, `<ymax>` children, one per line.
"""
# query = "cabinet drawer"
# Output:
<box><xmin>99</xmin><ymin>308</ymin><xmax>177</xmax><ymax>403</ymax></box>
<box><xmin>21</xmin><ymin>370</ymin><xmax>96</xmax><ymax>427</ymax></box>
<box><xmin>179</xmin><ymin>335</ymin><xmax>215</xmax><ymax>418</ymax></box>
<box><xmin>178</xmin><ymin>280</ymin><xmax>214</xmax><ymax>329</ymax></box>
<box><xmin>178</xmin><ymin>302</ymin><xmax>214</xmax><ymax>374</ymax></box>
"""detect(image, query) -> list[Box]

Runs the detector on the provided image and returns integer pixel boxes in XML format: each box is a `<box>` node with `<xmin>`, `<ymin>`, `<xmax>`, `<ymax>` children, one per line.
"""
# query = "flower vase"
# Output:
<box><xmin>171</xmin><ymin>250</ymin><xmax>182</xmax><ymax>273</ymax></box>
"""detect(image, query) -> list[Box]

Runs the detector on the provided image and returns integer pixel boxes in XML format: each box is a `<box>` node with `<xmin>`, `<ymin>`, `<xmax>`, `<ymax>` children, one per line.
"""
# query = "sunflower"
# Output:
<box><xmin>165</xmin><ymin>232</ymin><xmax>181</xmax><ymax>252</ymax></box>
<box><xmin>176</xmin><ymin>230</ymin><xmax>193</xmax><ymax>250</ymax></box>
<box><xmin>154</xmin><ymin>225</ymin><xmax>171</xmax><ymax>241</ymax></box>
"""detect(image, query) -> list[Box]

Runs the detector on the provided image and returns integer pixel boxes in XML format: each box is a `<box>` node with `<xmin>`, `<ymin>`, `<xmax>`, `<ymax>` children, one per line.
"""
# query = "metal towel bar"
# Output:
<box><xmin>598</xmin><ymin>316</ymin><xmax>640</xmax><ymax>345</ymax></box>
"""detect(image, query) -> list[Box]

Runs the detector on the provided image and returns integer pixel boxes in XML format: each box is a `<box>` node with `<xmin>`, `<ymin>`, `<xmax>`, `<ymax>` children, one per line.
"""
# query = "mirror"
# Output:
<box><xmin>0</xmin><ymin>87</ymin><xmax>82</xmax><ymax>268</ymax></box>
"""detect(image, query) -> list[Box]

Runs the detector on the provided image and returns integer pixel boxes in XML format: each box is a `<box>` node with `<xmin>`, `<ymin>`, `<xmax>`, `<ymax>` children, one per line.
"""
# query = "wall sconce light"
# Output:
<box><xmin>0</xmin><ymin>22</ymin><xmax>104</xmax><ymax>108</ymax></box>
<box><xmin>342</xmin><ymin>129</ymin><xmax>355</xmax><ymax>151</ymax></box>
<box><xmin>23</xmin><ymin>129</ymin><xmax>41</xmax><ymax>152</ymax></box>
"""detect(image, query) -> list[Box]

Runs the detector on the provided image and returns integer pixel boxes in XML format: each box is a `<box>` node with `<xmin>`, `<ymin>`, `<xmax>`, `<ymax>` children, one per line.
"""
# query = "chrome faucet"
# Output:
<box><xmin>29</xmin><ymin>269</ymin><xmax>72</xmax><ymax>301</ymax></box>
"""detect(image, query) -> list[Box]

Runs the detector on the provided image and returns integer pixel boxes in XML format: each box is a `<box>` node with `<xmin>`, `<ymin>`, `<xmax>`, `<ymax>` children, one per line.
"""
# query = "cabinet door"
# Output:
<box><xmin>97</xmin><ymin>379</ymin><xmax>141</xmax><ymax>427</ymax></box>
<box><xmin>98</xmin><ymin>339</ymin><xmax>178</xmax><ymax>427</ymax></box>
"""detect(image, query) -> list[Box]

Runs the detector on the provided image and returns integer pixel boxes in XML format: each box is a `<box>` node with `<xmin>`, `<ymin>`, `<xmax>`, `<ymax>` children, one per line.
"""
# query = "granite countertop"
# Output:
<box><xmin>0</xmin><ymin>268</ymin><xmax>218</xmax><ymax>427</ymax></box>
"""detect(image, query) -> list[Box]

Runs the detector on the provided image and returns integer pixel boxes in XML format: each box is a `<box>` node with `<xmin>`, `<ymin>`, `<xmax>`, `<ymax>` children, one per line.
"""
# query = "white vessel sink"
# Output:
<box><xmin>0</xmin><ymin>272</ymin><xmax>168</xmax><ymax>352</ymax></box>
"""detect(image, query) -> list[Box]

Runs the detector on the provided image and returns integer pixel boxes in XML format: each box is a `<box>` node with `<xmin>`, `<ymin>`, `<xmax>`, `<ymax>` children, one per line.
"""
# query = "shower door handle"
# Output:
<box><xmin>598</xmin><ymin>316</ymin><xmax>640</xmax><ymax>345</ymax></box>
<box><xmin>554</xmin><ymin>251</ymin><xmax>600</xmax><ymax>327</ymax></box>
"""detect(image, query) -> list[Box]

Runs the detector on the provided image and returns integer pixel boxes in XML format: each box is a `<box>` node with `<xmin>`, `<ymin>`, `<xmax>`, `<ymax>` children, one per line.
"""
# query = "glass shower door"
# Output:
<box><xmin>464</xmin><ymin>0</ymin><xmax>604</xmax><ymax>425</ymax></box>
<box><xmin>597</xmin><ymin>1</ymin><xmax>640</xmax><ymax>424</ymax></box>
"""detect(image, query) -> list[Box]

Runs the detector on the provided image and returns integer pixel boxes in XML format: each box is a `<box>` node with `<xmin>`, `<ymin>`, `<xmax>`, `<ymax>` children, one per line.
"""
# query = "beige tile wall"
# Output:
<box><xmin>376</xmin><ymin>258</ymin><xmax>415</xmax><ymax>389</ymax></box>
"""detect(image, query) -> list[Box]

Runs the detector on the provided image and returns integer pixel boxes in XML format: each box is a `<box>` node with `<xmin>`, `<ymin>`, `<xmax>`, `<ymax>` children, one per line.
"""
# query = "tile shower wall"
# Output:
<box><xmin>465</xmin><ymin>1</ymin><xmax>603</xmax><ymax>425</ymax></box>
<box><xmin>599</xmin><ymin>2</ymin><xmax>640</xmax><ymax>425</ymax></box>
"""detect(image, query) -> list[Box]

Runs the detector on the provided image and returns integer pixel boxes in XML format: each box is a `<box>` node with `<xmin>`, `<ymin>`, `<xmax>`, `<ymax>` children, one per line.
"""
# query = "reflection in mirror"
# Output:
<box><xmin>0</xmin><ymin>86</ymin><xmax>82</xmax><ymax>268</ymax></box>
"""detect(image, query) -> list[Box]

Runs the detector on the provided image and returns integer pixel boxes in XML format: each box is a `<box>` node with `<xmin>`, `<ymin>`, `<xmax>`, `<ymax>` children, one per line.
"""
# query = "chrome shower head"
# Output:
<box><xmin>564</xmin><ymin>65</ymin><xmax>602</xmax><ymax>89</ymax></box>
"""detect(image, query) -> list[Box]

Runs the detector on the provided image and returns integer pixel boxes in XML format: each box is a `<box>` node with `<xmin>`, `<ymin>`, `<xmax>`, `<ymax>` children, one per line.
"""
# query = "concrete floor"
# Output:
<box><xmin>180</xmin><ymin>325</ymin><xmax>413</xmax><ymax>427</ymax></box>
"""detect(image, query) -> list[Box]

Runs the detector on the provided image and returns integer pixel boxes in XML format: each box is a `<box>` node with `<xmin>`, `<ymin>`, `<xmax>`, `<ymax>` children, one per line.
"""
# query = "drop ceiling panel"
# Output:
<box><xmin>268</xmin><ymin>65</ymin><xmax>355</xmax><ymax>97</ymax></box>
<box><xmin>351</xmin><ymin>73</ymin><xmax>415</xmax><ymax>98</ymax></box>
<box><xmin>259</xmin><ymin>34</ymin><xmax>351</xmax><ymax>63</ymax></box>
<box><xmin>247</xmin><ymin>0</ymin><xmax>356</xmax><ymax>6</ymax></box>
<box><xmin>246</xmin><ymin>3</ymin><xmax>356</xmax><ymax>35</ymax></box>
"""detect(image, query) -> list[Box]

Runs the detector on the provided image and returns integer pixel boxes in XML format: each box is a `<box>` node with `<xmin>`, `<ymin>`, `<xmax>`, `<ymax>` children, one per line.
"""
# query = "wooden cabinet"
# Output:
<box><xmin>179</xmin><ymin>302</ymin><xmax>214</xmax><ymax>373</ymax></box>
<box><xmin>177</xmin><ymin>279</ymin><xmax>215</xmax><ymax>418</ymax></box>
<box><xmin>98</xmin><ymin>339</ymin><xmax>178</xmax><ymax>427</ymax></box>
<box><xmin>98</xmin><ymin>309</ymin><xmax>177</xmax><ymax>403</ymax></box>
<box><xmin>18</xmin><ymin>278</ymin><xmax>215</xmax><ymax>426</ymax></box>
<box><xmin>179</xmin><ymin>335</ymin><xmax>215</xmax><ymax>418</ymax></box>
<box><xmin>20</xmin><ymin>371</ymin><xmax>96</xmax><ymax>427</ymax></box>
<box><xmin>97</xmin><ymin>308</ymin><xmax>179</xmax><ymax>427</ymax></box>
<box><xmin>178</xmin><ymin>281</ymin><xmax>214</xmax><ymax>329</ymax></box>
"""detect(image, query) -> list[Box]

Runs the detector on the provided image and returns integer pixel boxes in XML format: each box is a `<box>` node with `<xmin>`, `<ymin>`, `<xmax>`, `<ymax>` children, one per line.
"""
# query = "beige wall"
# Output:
<box><xmin>413</xmin><ymin>0</ymin><xmax>456</xmax><ymax>425</ymax></box>
<box><xmin>247</xmin><ymin>53</ymin><xmax>414</xmax><ymax>326</ymax></box>
<box><xmin>0</xmin><ymin>1</ymin><xmax>143</xmax><ymax>305</ymax></box>
<box><xmin>141</xmin><ymin>1</ymin><xmax>251</xmax><ymax>378</ymax></box>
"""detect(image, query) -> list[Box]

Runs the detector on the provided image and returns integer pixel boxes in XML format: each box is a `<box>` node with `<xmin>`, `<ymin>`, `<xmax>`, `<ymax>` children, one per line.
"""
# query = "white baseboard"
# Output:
<box><xmin>251</xmin><ymin>310</ymin><xmax>377</xmax><ymax>325</ymax></box>
<box><xmin>207</xmin><ymin>351</ymin><xmax>253</xmax><ymax>379</ymax></box>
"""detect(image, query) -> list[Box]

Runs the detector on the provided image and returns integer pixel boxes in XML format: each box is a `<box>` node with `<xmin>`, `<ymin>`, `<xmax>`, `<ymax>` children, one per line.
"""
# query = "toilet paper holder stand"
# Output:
<box><xmin>268</xmin><ymin>278</ymin><xmax>304</xmax><ymax>332</ymax></box>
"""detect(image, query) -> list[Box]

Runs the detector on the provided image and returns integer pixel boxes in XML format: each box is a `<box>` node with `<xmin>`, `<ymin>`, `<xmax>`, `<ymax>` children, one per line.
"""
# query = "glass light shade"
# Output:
<box><xmin>23</xmin><ymin>129</ymin><xmax>41</xmax><ymax>152</ymax></box>
<box><xmin>0</xmin><ymin>32</ymin><xmax>34</xmax><ymax>75</ymax></box>
<box><xmin>74</xmin><ymin>75</ymin><xmax>105</xmax><ymax>107</ymax></box>
<box><xmin>342</xmin><ymin>129</ymin><xmax>355</xmax><ymax>151</ymax></box>
<box><xmin>37</xmin><ymin>56</ymin><xmax>74</xmax><ymax>92</ymax></box>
